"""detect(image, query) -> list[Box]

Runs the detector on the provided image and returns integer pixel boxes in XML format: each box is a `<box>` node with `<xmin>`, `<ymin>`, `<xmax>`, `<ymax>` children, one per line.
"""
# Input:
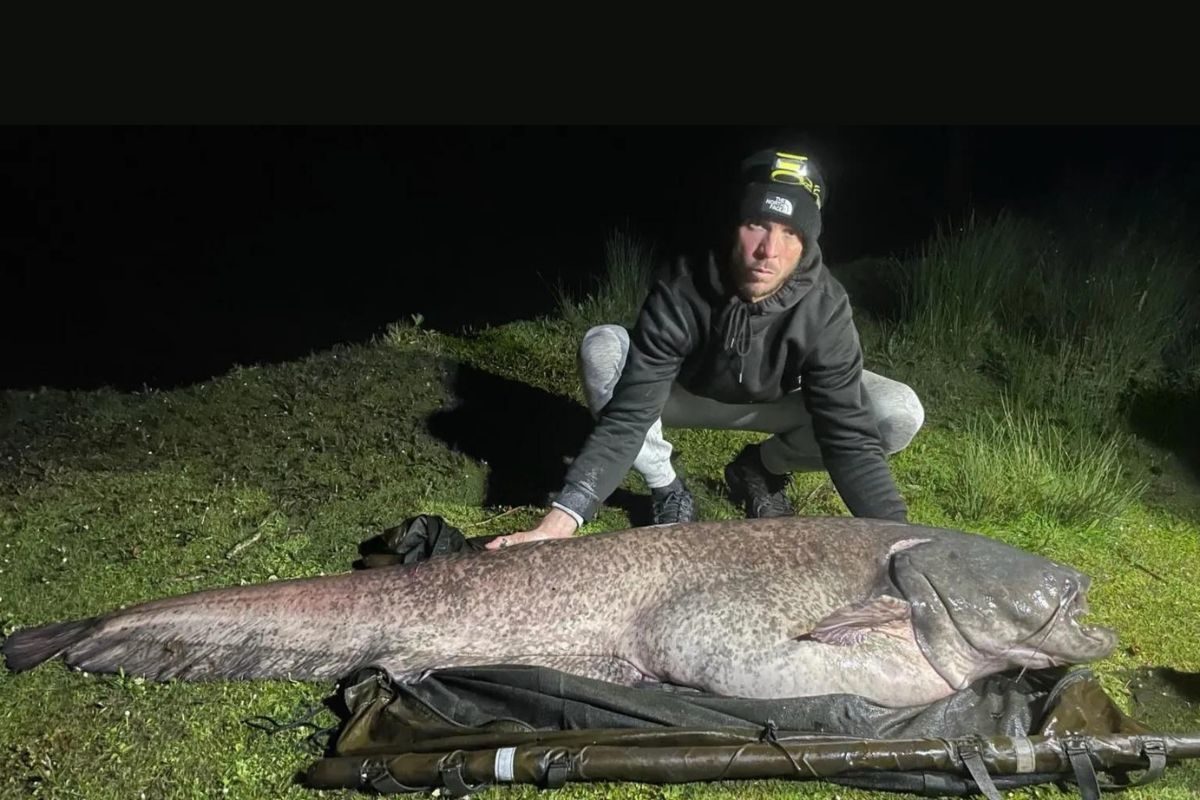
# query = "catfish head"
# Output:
<box><xmin>889</xmin><ymin>530</ymin><xmax>1118</xmax><ymax>690</ymax></box>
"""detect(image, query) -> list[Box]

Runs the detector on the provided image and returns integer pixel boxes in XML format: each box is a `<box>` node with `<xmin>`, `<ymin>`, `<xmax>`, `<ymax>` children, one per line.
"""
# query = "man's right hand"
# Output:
<box><xmin>484</xmin><ymin>507</ymin><xmax>578</xmax><ymax>550</ymax></box>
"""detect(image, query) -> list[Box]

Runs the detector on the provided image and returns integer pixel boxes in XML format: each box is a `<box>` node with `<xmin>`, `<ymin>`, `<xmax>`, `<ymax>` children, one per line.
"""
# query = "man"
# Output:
<box><xmin>487</xmin><ymin>145</ymin><xmax>924</xmax><ymax>549</ymax></box>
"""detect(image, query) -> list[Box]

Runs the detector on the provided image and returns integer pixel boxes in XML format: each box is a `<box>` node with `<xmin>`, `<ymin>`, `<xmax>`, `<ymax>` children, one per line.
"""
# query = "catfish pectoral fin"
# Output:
<box><xmin>796</xmin><ymin>595</ymin><xmax>913</xmax><ymax>646</ymax></box>
<box><xmin>2</xmin><ymin>617</ymin><xmax>102</xmax><ymax>672</ymax></box>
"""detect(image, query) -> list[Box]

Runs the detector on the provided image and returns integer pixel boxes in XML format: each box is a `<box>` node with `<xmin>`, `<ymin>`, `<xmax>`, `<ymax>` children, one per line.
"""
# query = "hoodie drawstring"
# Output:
<box><xmin>724</xmin><ymin>301</ymin><xmax>752</xmax><ymax>383</ymax></box>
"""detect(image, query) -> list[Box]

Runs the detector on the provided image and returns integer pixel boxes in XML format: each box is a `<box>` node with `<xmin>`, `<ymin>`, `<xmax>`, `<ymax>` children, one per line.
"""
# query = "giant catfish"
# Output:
<box><xmin>1</xmin><ymin>516</ymin><xmax>1117</xmax><ymax>708</ymax></box>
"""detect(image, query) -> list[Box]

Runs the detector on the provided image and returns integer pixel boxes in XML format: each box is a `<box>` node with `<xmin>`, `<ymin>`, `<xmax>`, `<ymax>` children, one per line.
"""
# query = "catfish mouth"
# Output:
<box><xmin>903</xmin><ymin>564</ymin><xmax>1117</xmax><ymax>688</ymax></box>
<box><xmin>1000</xmin><ymin>577</ymin><xmax>1118</xmax><ymax>666</ymax></box>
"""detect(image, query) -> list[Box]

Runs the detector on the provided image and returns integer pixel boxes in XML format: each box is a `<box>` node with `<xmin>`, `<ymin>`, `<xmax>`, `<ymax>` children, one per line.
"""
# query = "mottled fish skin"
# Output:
<box><xmin>1</xmin><ymin>516</ymin><xmax>1116</xmax><ymax>708</ymax></box>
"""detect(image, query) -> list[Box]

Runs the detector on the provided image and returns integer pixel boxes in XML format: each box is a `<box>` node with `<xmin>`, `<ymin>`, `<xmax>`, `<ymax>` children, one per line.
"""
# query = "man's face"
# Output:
<box><xmin>729</xmin><ymin>218</ymin><xmax>805</xmax><ymax>303</ymax></box>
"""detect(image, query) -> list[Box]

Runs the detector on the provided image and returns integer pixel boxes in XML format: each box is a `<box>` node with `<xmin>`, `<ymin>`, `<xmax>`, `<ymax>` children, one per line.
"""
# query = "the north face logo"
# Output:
<box><xmin>763</xmin><ymin>194</ymin><xmax>793</xmax><ymax>216</ymax></box>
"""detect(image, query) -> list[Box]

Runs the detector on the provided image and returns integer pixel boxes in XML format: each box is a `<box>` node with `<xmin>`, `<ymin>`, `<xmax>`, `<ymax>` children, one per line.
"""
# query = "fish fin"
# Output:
<box><xmin>63</xmin><ymin>633</ymin><xmax>366</xmax><ymax>682</ymax></box>
<box><xmin>797</xmin><ymin>595</ymin><xmax>912</xmax><ymax>647</ymax></box>
<box><xmin>365</xmin><ymin>652</ymin><xmax>651</xmax><ymax>686</ymax></box>
<box><xmin>2</xmin><ymin>617</ymin><xmax>102</xmax><ymax>672</ymax></box>
<box><xmin>888</xmin><ymin>537</ymin><xmax>932</xmax><ymax>555</ymax></box>
<box><xmin>5</xmin><ymin>614</ymin><xmax>368</xmax><ymax>682</ymax></box>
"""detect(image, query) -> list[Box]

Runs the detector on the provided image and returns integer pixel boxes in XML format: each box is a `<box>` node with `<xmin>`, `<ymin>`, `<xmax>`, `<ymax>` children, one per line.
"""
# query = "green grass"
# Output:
<box><xmin>553</xmin><ymin>224</ymin><xmax>661</xmax><ymax>333</ymax></box>
<box><xmin>934</xmin><ymin>397</ymin><xmax>1147</xmax><ymax>530</ymax></box>
<box><xmin>893</xmin><ymin>210</ymin><xmax>1050</xmax><ymax>350</ymax></box>
<box><xmin>4</xmin><ymin>209</ymin><xmax>1200</xmax><ymax>798</ymax></box>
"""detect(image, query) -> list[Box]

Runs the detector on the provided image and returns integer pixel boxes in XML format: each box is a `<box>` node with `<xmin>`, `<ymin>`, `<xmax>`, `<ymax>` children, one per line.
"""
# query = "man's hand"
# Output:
<box><xmin>485</xmin><ymin>507</ymin><xmax>578</xmax><ymax>550</ymax></box>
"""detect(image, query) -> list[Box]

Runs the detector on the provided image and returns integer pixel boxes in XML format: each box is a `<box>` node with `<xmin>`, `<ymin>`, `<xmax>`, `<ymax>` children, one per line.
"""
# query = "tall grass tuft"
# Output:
<box><xmin>943</xmin><ymin>399</ymin><xmax>1146</xmax><ymax>530</ymax></box>
<box><xmin>897</xmin><ymin>207</ymin><xmax>1199</xmax><ymax>433</ymax></box>
<box><xmin>1041</xmin><ymin>222</ymin><xmax>1196</xmax><ymax>418</ymax></box>
<box><xmin>893</xmin><ymin>210</ymin><xmax>1050</xmax><ymax>353</ymax></box>
<box><xmin>553</xmin><ymin>225</ymin><xmax>658</xmax><ymax>331</ymax></box>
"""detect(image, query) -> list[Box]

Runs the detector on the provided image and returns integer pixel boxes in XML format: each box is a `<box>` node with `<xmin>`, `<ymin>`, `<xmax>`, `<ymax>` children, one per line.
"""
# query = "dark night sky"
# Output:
<box><xmin>3</xmin><ymin>126</ymin><xmax>1198</xmax><ymax>392</ymax></box>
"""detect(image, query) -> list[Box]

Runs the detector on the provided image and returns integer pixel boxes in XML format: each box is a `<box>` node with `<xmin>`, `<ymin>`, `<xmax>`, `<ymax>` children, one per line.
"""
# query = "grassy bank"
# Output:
<box><xmin>2</xmin><ymin>213</ymin><xmax>1200</xmax><ymax>799</ymax></box>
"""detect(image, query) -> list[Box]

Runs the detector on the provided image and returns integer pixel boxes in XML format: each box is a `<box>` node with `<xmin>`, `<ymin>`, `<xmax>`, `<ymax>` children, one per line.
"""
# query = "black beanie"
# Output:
<box><xmin>737</xmin><ymin>147</ymin><xmax>827</xmax><ymax>245</ymax></box>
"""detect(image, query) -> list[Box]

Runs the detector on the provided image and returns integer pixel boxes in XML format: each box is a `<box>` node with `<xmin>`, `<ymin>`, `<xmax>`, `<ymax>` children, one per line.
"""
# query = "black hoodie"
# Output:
<box><xmin>552</xmin><ymin>241</ymin><xmax>908</xmax><ymax>524</ymax></box>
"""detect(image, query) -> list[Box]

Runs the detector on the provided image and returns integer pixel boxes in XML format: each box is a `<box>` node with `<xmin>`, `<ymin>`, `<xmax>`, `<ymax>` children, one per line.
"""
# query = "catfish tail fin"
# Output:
<box><xmin>2</xmin><ymin>617</ymin><xmax>102</xmax><ymax>672</ymax></box>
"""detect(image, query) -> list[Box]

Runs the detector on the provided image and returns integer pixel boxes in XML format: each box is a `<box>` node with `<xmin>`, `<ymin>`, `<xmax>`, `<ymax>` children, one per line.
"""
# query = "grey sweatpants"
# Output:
<box><xmin>578</xmin><ymin>324</ymin><xmax>925</xmax><ymax>489</ymax></box>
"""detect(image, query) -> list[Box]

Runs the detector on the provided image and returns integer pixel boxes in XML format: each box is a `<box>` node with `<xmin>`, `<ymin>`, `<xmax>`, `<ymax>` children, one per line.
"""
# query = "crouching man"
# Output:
<box><xmin>489</xmin><ymin>145</ymin><xmax>924</xmax><ymax>549</ymax></box>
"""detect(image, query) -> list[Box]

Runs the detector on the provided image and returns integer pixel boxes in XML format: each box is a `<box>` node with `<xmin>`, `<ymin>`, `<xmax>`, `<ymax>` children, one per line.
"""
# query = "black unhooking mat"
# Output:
<box><xmin>282</xmin><ymin>515</ymin><xmax>1175</xmax><ymax>798</ymax></box>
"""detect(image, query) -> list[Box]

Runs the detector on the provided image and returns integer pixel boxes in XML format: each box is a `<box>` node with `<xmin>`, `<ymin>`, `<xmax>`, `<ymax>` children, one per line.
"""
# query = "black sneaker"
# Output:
<box><xmin>650</xmin><ymin>483</ymin><xmax>698</xmax><ymax>525</ymax></box>
<box><xmin>724</xmin><ymin>443</ymin><xmax>795</xmax><ymax>518</ymax></box>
